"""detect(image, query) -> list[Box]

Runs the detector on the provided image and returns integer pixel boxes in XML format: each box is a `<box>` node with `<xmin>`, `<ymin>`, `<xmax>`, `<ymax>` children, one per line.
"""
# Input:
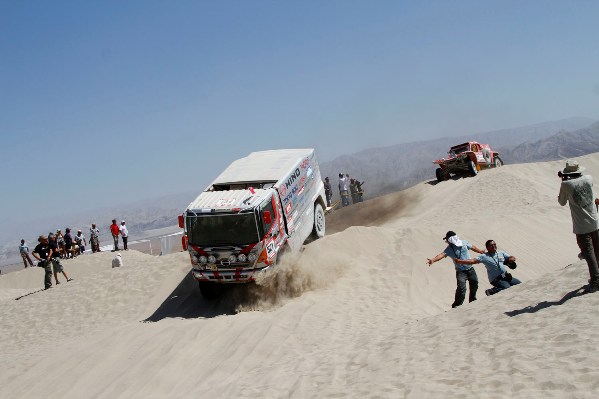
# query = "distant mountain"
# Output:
<box><xmin>500</xmin><ymin>121</ymin><xmax>599</xmax><ymax>163</ymax></box>
<box><xmin>320</xmin><ymin>117</ymin><xmax>597</xmax><ymax>199</ymax></box>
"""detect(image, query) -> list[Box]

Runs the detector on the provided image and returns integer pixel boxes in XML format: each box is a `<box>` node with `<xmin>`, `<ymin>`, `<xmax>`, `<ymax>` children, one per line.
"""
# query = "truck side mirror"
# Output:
<box><xmin>263</xmin><ymin>211</ymin><xmax>272</xmax><ymax>225</ymax></box>
<box><xmin>178</xmin><ymin>214</ymin><xmax>184</xmax><ymax>228</ymax></box>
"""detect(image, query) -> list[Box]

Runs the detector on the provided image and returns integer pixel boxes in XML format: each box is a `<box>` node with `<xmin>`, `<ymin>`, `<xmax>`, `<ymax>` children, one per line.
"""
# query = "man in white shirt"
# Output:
<box><xmin>119</xmin><ymin>220</ymin><xmax>129</xmax><ymax>250</ymax></box>
<box><xmin>338</xmin><ymin>173</ymin><xmax>350</xmax><ymax>207</ymax></box>
<box><xmin>558</xmin><ymin>160</ymin><xmax>599</xmax><ymax>293</ymax></box>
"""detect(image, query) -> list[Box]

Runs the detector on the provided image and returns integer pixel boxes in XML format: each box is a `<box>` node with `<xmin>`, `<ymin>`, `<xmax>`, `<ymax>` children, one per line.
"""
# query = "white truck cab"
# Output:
<box><xmin>179</xmin><ymin>149</ymin><xmax>326</xmax><ymax>298</ymax></box>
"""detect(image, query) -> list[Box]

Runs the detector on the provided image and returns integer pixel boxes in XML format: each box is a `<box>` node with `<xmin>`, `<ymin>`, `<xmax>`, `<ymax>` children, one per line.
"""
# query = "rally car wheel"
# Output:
<box><xmin>468</xmin><ymin>160</ymin><xmax>478</xmax><ymax>176</ymax></box>
<box><xmin>494</xmin><ymin>157</ymin><xmax>503</xmax><ymax>167</ymax></box>
<box><xmin>436</xmin><ymin>168</ymin><xmax>448</xmax><ymax>182</ymax></box>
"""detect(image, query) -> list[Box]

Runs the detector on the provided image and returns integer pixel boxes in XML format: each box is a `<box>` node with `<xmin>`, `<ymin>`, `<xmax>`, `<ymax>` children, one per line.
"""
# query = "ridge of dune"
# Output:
<box><xmin>2</xmin><ymin>153</ymin><xmax>599</xmax><ymax>398</ymax></box>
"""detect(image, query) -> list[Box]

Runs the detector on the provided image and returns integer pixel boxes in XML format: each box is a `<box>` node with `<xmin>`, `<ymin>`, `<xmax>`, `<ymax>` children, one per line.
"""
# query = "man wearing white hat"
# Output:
<box><xmin>558</xmin><ymin>160</ymin><xmax>599</xmax><ymax>293</ymax></box>
<box><xmin>119</xmin><ymin>220</ymin><xmax>129</xmax><ymax>250</ymax></box>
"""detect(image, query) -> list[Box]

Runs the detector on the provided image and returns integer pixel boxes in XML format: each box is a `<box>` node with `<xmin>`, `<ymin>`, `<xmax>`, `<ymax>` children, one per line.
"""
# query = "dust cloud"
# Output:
<box><xmin>234</xmin><ymin>242</ymin><xmax>350</xmax><ymax>312</ymax></box>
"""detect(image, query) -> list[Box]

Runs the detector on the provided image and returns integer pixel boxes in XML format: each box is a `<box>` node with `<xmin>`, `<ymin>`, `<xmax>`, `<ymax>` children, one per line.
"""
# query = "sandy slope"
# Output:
<box><xmin>1</xmin><ymin>154</ymin><xmax>599</xmax><ymax>398</ymax></box>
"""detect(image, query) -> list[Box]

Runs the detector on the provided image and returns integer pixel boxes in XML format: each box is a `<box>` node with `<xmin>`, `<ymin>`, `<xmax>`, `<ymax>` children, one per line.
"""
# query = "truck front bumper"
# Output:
<box><xmin>191</xmin><ymin>265</ymin><xmax>271</xmax><ymax>283</ymax></box>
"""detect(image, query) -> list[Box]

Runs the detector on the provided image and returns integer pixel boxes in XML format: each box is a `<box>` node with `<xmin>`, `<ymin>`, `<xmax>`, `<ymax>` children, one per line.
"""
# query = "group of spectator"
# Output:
<box><xmin>19</xmin><ymin>229</ymin><xmax>87</xmax><ymax>268</ymax></box>
<box><xmin>323</xmin><ymin>174</ymin><xmax>365</xmax><ymax>208</ymax></box>
<box><xmin>426</xmin><ymin>159</ymin><xmax>599</xmax><ymax>309</ymax></box>
<box><xmin>18</xmin><ymin>219</ymin><xmax>130</xmax><ymax>290</ymax></box>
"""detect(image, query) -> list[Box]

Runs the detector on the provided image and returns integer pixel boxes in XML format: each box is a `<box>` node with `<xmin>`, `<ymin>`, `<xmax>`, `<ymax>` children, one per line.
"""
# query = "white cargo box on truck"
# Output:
<box><xmin>180</xmin><ymin>149</ymin><xmax>326</xmax><ymax>298</ymax></box>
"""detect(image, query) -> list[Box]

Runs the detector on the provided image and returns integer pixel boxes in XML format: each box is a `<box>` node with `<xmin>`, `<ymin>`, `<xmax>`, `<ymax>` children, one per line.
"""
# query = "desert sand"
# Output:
<box><xmin>1</xmin><ymin>153</ymin><xmax>599</xmax><ymax>398</ymax></box>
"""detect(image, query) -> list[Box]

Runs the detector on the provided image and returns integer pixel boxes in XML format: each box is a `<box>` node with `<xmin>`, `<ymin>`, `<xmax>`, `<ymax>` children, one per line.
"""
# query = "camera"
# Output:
<box><xmin>504</xmin><ymin>259</ymin><xmax>517</xmax><ymax>269</ymax></box>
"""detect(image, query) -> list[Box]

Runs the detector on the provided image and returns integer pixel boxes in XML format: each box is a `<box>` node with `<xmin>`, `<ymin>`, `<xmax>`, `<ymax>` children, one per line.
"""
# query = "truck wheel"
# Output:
<box><xmin>468</xmin><ymin>161</ymin><xmax>478</xmax><ymax>176</ymax></box>
<box><xmin>312</xmin><ymin>203</ymin><xmax>326</xmax><ymax>239</ymax></box>
<box><xmin>435</xmin><ymin>168</ymin><xmax>446</xmax><ymax>182</ymax></box>
<box><xmin>494</xmin><ymin>157</ymin><xmax>503</xmax><ymax>167</ymax></box>
<box><xmin>199</xmin><ymin>281</ymin><xmax>221</xmax><ymax>299</ymax></box>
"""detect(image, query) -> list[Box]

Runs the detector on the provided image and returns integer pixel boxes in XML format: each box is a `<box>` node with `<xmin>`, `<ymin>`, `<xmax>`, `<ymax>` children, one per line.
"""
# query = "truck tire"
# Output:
<box><xmin>494</xmin><ymin>157</ymin><xmax>503</xmax><ymax>167</ymax></box>
<box><xmin>199</xmin><ymin>281</ymin><xmax>221</xmax><ymax>299</ymax></box>
<box><xmin>435</xmin><ymin>168</ymin><xmax>447</xmax><ymax>182</ymax></box>
<box><xmin>468</xmin><ymin>160</ymin><xmax>478</xmax><ymax>176</ymax></box>
<box><xmin>312</xmin><ymin>203</ymin><xmax>326</xmax><ymax>239</ymax></box>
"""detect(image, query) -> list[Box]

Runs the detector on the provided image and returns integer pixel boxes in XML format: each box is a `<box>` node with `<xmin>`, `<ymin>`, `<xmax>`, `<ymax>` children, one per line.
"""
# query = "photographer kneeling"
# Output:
<box><xmin>454</xmin><ymin>240</ymin><xmax>521</xmax><ymax>296</ymax></box>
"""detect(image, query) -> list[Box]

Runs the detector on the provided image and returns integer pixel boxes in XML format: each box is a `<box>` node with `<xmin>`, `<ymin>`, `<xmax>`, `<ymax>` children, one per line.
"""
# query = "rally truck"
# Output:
<box><xmin>433</xmin><ymin>141</ymin><xmax>503</xmax><ymax>182</ymax></box>
<box><xmin>178</xmin><ymin>149</ymin><xmax>327</xmax><ymax>299</ymax></box>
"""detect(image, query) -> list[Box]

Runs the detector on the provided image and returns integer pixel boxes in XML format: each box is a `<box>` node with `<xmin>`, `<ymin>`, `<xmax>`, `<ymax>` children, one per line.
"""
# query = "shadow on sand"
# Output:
<box><xmin>142</xmin><ymin>272</ymin><xmax>263</xmax><ymax>322</ymax></box>
<box><xmin>425</xmin><ymin>174</ymin><xmax>474</xmax><ymax>186</ymax></box>
<box><xmin>504</xmin><ymin>286</ymin><xmax>589</xmax><ymax>317</ymax></box>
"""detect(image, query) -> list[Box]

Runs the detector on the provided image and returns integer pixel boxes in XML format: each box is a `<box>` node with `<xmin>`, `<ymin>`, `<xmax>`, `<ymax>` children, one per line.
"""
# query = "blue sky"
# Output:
<box><xmin>1</xmin><ymin>0</ymin><xmax>599</xmax><ymax>222</ymax></box>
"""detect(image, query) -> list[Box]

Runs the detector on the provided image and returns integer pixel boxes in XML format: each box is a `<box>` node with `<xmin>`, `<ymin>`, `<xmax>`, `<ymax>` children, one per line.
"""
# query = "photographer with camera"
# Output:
<box><xmin>558</xmin><ymin>160</ymin><xmax>599</xmax><ymax>293</ymax></box>
<box><xmin>31</xmin><ymin>235</ymin><xmax>54</xmax><ymax>290</ymax></box>
<box><xmin>454</xmin><ymin>240</ymin><xmax>521</xmax><ymax>296</ymax></box>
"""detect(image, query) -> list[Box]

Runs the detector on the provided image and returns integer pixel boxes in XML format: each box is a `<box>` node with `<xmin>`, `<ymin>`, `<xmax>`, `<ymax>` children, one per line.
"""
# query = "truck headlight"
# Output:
<box><xmin>237</xmin><ymin>254</ymin><xmax>247</xmax><ymax>262</ymax></box>
<box><xmin>248</xmin><ymin>253</ymin><xmax>257</xmax><ymax>262</ymax></box>
<box><xmin>198</xmin><ymin>256</ymin><xmax>207</xmax><ymax>264</ymax></box>
<box><xmin>228</xmin><ymin>255</ymin><xmax>237</xmax><ymax>263</ymax></box>
<box><xmin>191</xmin><ymin>255</ymin><xmax>199</xmax><ymax>265</ymax></box>
<box><xmin>208</xmin><ymin>255</ymin><xmax>216</xmax><ymax>264</ymax></box>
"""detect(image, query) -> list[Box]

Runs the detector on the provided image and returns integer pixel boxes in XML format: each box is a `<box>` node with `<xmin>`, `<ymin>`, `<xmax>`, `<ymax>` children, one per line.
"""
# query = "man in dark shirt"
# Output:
<box><xmin>64</xmin><ymin>228</ymin><xmax>74</xmax><ymax>258</ymax></box>
<box><xmin>32</xmin><ymin>235</ymin><xmax>53</xmax><ymax>289</ymax></box>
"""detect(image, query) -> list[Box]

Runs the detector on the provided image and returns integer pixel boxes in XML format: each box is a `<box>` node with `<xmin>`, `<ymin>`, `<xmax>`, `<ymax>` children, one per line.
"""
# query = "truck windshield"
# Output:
<box><xmin>186</xmin><ymin>212</ymin><xmax>259</xmax><ymax>246</ymax></box>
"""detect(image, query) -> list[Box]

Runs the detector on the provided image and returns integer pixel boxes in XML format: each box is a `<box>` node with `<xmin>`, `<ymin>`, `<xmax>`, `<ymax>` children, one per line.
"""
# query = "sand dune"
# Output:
<box><xmin>2</xmin><ymin>154</ymin><xmax>599</xmax><ymax>398</ymax></box>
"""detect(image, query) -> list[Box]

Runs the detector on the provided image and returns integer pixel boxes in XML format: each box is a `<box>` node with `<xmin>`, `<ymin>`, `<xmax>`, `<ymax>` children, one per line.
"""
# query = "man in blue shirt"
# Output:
<box><xmin>427</xmin><ymin>231</ymin><xmax>485</xmax><ymax>308</ymax></box>
<box><xmin>455</xmin><ymin>239</ymin><xmax>521</xmax><ymax>296</ymax></box>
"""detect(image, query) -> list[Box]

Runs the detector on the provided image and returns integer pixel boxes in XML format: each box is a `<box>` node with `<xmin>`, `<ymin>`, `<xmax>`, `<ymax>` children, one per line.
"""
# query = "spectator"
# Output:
<box><xmin>120</xmin><ymin>220</ymin><xmax>129</xmax><ymax>250</ymax></box>
<box><xmin>19</xmin><ymin>239</ymin><xmax>35</xmax><ymax>268</ymax></box>
<box><xmin>49</xmin><ymin>233</ymin><xmax>73</xmax><ymax>284</ymax></box>
<box><xmin>56</xmin><ymin>229</ymin><xmax>66</xmax><ymax>258</ymax></box>
<box><xmin>427</xmin><ymin>231</ymin><xmax>485</xmax><ymax>308</ymax></box>
<box><xmin>75</xmin><ymin>230</ymin><xmax>87</xmax><ymax>254</ymax></box>
<box><xmin>324</xmin><ymin>177</ymin><xmax>332</xmax><ymax>207</ymax></box>
<box><xmin>90</xmin><ymin>223</ymin><xmax>100</xmax><ymax>253</ymax></box>
<box><xmin>338</xmin><ymin>173</ymin><xmax>350</xmax><ymax>207</ymax></box>
<box><xmin>64</xmin><ymin>228</ymin><xmax>74</xmax><ymax>258</ymax></box>
<box><xmin>110</xmin><ymin>219</ymin><xmax>120</xmax><ymax>251</ymax></box>
<box><xmin>557</xmin><ymin>160</ymin><xmax>599</xmax><ymax>293</ymax></box>
<box><xmin>455</xmin><ymin>239</ymin><xmax>522</xmax><ymax>296</ymax></box>
<box><xmin>350</xmin><ymin>178</ymin><xmax>358</xmax><ymax>204</ymax></box>
<box><xmin>355</xmin><ymin>179</ymin><xmax>365</xmax><ymax>202</ymax></box>
<box><xmin>31</xmin><ymin>235</ymin><xmax>53</xmax><ymax>289</ymax></box>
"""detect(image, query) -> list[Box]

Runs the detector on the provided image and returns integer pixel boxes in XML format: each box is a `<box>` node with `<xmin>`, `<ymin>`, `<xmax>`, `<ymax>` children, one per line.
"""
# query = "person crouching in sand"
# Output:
<box><xmin>454</xmin><ymin>240</ymin><xmax>521</xmax><ymax>296</ymax></box>
<box><xmin>427</xmin><ymin>231</ymin><xmax>485</xmax><ymax>308</ymax></box>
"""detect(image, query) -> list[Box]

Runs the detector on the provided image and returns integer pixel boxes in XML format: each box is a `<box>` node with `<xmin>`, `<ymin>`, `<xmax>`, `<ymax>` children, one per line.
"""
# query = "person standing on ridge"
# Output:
<box><xmin>338</xmin><ymin>173</ymin><xmax>350</xmax><ymax>207</ymax></box>
<box><xmin>110</xmin><ymin>219</ymin><xmax>120</xmax><ymax>251</ymax></box>
<box><xmin>324</xmin><ymin>177</ymin><xmax>332</xmax><ymax>207</ymax></box>
<box><xmin>427</xmin><ymin>231</ymin><xmax>485</xmax><ymax>308</ymax></box>
<box><xmin>19</xmin><ymin>240</ymin><xmax>33</xmax><ymax>269</ymax></box>
<box><xmin>19</xmin><ymin>239</ymin><xmax>35</xmax><ymax>268</ymax></box>
<box><xmin>119</xmin><ymin>220</ymin><xmax>129</xmax><ymax>250</ymax></box>
<box><xmin>558</xmin><ymin>160</ymin><xmax>599</xmax><ymax>293</ymax></box>
<box><xmin>90</xmin><ymin>223</ymin><xmax>100</xmax><ymax>253</ymax></box>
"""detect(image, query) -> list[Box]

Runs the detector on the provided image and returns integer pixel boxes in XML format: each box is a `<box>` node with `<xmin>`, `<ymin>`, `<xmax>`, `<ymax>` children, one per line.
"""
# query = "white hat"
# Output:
<box><xmin>562</xmin><ymin>160</ymin><xmax>585</xmax><ymax>175</ymax></box>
